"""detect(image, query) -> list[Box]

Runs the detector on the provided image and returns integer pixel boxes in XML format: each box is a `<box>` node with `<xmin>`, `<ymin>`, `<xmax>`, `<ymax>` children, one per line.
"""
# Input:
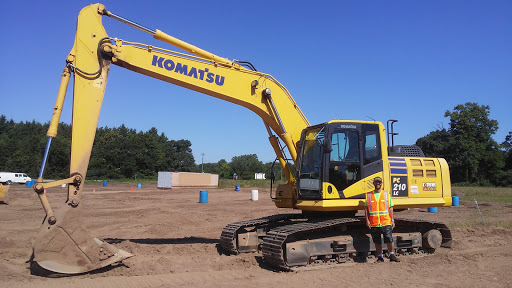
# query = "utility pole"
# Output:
<box><xmin>201</xmin><ymin>153</ymin><xmax>205</xmax><ymax>173</ymax></box>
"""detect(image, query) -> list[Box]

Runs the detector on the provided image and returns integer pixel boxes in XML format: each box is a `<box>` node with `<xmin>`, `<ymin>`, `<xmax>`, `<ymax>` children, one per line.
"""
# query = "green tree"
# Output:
<box><xmin>502</xmin><ymin>132</ymin><xmax>512</xmax><ymax>169</ymax></box>
<box><xmin>219</xmin><ymin>161</ymin><xmax>232</xmax><ymax>179</ymax></box>
<box><xmin>496</xmin><ymin>132</ymin><xmax>512</xmax><ymax>186</ymax></box>
<box><xmin>416</xmin><ymin>103</ymin><xmax>504</xmax><ymax>185</ymax></box>
<box><xmin>230</xmin><ymin>154</ymin><xmax>264</xmax><ymax>180</ymax></box>
<box><xmin>415</xmin><ymin>128</ymin><xmax>451</xmax><ymax>158</ymax></box>
<box><xmin>194</xmin><ymin>159</ymin><xmax>228</xmax><ymax>175</ymax></box>
<box><xmin>0</xmin><ymin>116</ymin><xmax>196</xmax><ymax>180</ymax></box>
<box><xmin>44</xmin><ymin>123</ymin><xmax>71</xmax><ymax>178</ymax></box>
<box><xmin>0</xmin><ymin>117</ymin><xmax>49</xmax><ymax>178</ymax></box>
<box><xmin>445</xmin><ymin>103</ymin><xmax>503</xmax><ymax>184</ymax></box>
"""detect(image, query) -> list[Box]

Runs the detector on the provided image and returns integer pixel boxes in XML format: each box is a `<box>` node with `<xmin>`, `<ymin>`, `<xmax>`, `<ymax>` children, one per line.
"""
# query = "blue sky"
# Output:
<box><xmin>1</xmin><ymin>0</ymin><xmax>510</xmax><ymax>164</ymax></box>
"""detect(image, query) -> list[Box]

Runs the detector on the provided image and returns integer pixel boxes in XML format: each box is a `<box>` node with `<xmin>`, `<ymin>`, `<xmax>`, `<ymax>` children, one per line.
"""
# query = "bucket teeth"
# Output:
<box><xmin>32</xmin><ymin>204</ymin><xmax>133</xmax><ymax>274</ymax></box>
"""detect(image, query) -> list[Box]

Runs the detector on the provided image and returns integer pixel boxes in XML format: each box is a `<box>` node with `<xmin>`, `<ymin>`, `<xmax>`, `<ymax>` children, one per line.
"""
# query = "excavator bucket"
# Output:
<box><xmin>32</xmin><ymin>203</ymin><xmax>132</xmax><ymax>275</ymax></box>
<box><xmin>0</xmin><ymin>184</ymin><xmax>8</xmax><ymax>203</ymax></box>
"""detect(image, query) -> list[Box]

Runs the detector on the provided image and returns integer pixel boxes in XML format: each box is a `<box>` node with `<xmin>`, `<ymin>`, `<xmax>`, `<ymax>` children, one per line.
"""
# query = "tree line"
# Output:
<box><xmin>0</xmin><ymin>116</ymin><xmax>194</xmax><ymax>180</ymax></box>
<box><xmin>1</xmin><ymin>102</ymin><xmax>510</xmax><ymax>186</ymax></box>
<box><xmin>0</xmin><ymin>115</ymin><xmax>280</xmax><ymax>181</ymax></box>
<box><xmin>191</xmin><ymin>154</ymin><xmax>286</xmax><ymax>181</ymax></box>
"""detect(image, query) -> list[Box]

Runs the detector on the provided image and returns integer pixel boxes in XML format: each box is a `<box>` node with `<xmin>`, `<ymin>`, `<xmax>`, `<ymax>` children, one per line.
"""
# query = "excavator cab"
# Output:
<box><xmin>297</xmin><ymin>121</ymin><xmax>384</xmax><ymax>201</ymax></box>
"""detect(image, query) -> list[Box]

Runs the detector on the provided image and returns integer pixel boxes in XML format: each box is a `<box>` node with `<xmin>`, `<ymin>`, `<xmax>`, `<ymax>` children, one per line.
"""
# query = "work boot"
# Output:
<box><xmin>377</xmin><ymin>256</ymin><xmax>384</xmax><ymax>262</ymax></box>
<box><xmin>389</xmin><ymin>254</ymin><xmax>400</xmax><ymax>262</ymax></box>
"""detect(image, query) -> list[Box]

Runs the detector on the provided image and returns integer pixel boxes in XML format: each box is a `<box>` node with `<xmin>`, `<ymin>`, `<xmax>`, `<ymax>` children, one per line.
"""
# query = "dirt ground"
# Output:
<box><xmin>1</xmin><ymin>182</ymin><xmax>512</xmax><ymax>288</ymax></box>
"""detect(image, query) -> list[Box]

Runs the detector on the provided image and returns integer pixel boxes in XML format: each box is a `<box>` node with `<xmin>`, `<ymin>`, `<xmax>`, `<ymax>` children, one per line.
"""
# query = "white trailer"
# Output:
<box><xmin>0</xmin><ymin>172</ymin><xmax>32</xmax><ymax>185</ymax></box>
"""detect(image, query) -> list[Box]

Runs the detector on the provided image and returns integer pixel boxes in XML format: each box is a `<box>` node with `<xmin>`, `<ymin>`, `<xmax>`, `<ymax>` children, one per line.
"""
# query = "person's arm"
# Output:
<box><xmin>389</xmin><ymin>206</ymin><xmax>395</xmax><ymax>229</ymax></box>
<box><xmin>365</xmin><ymin>208</ymin><xmax>371</xmax><ymax>229</ymax></box>
<box><xmin>388</xmin><ymin>190</ymin><xmax>395</xmax><ymax>228</ymax></box>
<box><xmin>365</xmin><ymin>197</ymin><xmax>371</xmax><ymax>229</ymax></box>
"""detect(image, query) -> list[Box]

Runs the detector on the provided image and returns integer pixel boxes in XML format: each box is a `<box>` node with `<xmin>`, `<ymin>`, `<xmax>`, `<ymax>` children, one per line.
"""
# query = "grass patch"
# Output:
<box><xmin>449</xmin><ymin>218</ymin><xmax>512</xmax><ymax>229</ymax></box>
<box><xmin>449</xmin><ymin>206</ymin><xmax>512</xmax><ymax>229</ymax></box>
<box><xmin>452</xmin><ymin>186</ymin><xmax>512</xmax><ymax>203</ymax></box>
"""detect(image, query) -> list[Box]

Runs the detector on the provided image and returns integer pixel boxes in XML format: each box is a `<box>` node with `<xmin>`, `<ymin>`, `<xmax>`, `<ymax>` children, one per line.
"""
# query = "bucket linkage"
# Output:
<box><xmin>31</xmin><ymin>174</ymin><xmax>132</xmax><ymax>275</ymax></box>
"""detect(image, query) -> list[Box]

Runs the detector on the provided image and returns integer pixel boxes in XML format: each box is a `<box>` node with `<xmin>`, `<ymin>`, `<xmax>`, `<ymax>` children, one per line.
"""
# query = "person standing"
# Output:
<box><xmin>365</xmin><ymin>177</ymin><xmax>400</xmax><ymax>262</ymax></box>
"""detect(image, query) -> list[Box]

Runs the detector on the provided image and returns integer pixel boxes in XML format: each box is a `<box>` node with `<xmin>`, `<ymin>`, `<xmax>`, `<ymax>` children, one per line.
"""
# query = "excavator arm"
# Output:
<box><xmin>32</xmin><ymin>3</ymin><xmax>309</xmax><ymax>274</ymax></box>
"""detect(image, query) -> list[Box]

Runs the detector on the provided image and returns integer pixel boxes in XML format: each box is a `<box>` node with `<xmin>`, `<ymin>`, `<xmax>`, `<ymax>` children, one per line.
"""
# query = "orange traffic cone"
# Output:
<box><xmin>93</xmin><ymin>188</ymin><xmax>96</xmax><ymax>193</ymax></box>
<box><xmin>131</xmin><ymin>187</ymin><xmax>134</xmax><ymax>191</ymax></box>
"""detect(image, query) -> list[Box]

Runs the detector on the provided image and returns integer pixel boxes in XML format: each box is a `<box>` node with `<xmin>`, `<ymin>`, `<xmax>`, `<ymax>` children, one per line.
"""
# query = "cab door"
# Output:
<box><xmin>325</xmin><ymin>123</ymin><xmax>383</xmax><ymax>199</ymax></box>
<box><xmin>327</xmin><ymin>129</ymin><xmax>361</xmax><ymax>197</ymax></box>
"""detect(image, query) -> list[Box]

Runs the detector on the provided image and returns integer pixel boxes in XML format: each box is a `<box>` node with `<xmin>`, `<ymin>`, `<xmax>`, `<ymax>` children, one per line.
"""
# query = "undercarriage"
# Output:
<box><xmin>220</xmin><ymin>214</ymin><xmax>452</xmax><ymax>269</ymax></box>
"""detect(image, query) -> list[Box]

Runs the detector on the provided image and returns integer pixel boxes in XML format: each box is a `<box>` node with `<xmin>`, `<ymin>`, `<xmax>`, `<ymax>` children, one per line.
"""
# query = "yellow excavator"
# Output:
<box><xmin>32</xmin><ymin>3</ymin><xmax>452</xmax><ymax>275</ymax></box>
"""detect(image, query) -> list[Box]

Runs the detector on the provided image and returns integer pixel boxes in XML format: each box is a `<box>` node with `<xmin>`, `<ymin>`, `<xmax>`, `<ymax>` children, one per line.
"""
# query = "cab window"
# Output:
<box><xmin>363</xmin><ymin>125</ymin><xmax>382</xmax><ymax>165</ymax></box>
<box><xmin>328</xmin><ymin>130</ymin><xmax>361</xmax><ymax>195</ymax></box>
<box><xmin>330</xmin><ymin>130</ymin><xmax>359</xmax><ymax>162</ymax></box>
<box><xmin>299</xmin><ymin>128</ymin><xmax>324</xmax><ymax>180</ymax></box>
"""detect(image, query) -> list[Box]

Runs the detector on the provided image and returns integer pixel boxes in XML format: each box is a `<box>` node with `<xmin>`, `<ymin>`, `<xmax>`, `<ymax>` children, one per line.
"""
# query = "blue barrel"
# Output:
<box><xmin>31</xmin><ymin>179</ymin><xmax>36</xmax><ymax>185</ymax></box>
<box><xmin>103</xmin><ymin>181</ymin><xmax>107</xmax><ymax>187</ymax></box>
<box><xmin>235</xmin><ymin>185</ymin><xmax>240</xmax><ymax>191</ymax></box>
<box><xmin>427</xmin><ymin>207</ymin><xmax>438</xmax><ymax>213</ymax></box>
<box><xmin>199</xmin><ymin>190</ymin><xmax>208</xmax><ymax>203</ymax></box>
<box><xmin>452</xmin><ymin>196</ymin><xmax>459</xmax><ymax>206</ymax></box>
<box><xmin>137</xmin><ymin>183</ymin><xmax>142</xmax><ymax>189</ymax></box>
<box><xmin>26</xmin><ymin>181</ymin><xmax>32</xmax><ymax>188</ymax></box>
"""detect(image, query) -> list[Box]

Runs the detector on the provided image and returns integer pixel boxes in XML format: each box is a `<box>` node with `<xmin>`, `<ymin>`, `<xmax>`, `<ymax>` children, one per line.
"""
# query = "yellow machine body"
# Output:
<box><xmin>294</xmin><ymin>156</ymin><xmax>452</xmax><ymax>211</ymax></box>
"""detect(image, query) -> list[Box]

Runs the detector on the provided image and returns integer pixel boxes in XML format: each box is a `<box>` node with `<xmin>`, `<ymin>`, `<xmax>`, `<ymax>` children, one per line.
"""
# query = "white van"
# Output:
<box><xmin>0</xmin><ymin>172</ymin><xmax>32</xmax><ymax>185</ymax></box>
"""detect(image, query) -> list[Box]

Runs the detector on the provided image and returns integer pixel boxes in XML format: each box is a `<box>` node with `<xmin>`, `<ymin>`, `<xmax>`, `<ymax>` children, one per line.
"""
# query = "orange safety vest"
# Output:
<box><xmin>366</xmin><ymin>190</ymin><xmax>392</xmax><ymax>227</ymax></box>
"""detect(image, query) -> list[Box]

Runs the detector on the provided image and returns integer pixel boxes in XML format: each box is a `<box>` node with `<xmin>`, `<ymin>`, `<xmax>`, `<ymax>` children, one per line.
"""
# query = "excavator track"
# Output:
<box><xmin>260</xmin><ymin>216</ymin><xmax>452</xmax><ymax>270</ymax></box>
<box><xmin>262</xmin><ymin>217</ymin><xmax>361</xmax><ymax>268</ymax></box>
<box><xmin>220</xmin><ymin>213</ymin><xmax>304</xmax><ymax>254</ymax></box>
<box><xmin>394</xmin><ymin>218</ymin><xmax>453</xmax><ymax>249</ymax></box>
<box><xmin>221</xmin><ymin>213</ymin><xmax>452</xmax><ymax>270</ymax></box>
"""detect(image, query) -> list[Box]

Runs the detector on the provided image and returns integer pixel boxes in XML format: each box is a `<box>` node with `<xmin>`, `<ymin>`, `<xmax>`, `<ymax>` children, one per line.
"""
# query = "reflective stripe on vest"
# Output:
<box><xmin>367</xmin><ymin>190</ymin><xmax>392</xmax><ymax>227</ymax></box>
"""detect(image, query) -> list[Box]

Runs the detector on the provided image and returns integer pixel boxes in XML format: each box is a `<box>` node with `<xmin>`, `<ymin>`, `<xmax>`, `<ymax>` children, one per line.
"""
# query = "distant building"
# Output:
<box><xmin>158</xmin><ymin>172</ymin><xmax>218</xmax><ymax>189</ymax></box>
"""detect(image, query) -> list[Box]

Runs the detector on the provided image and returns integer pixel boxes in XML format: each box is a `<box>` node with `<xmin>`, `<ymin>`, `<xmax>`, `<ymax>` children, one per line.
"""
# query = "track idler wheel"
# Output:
<box><xmin>422</xmin><ymin>229</ymin><xmax>443</xmax><ymax>250</ymax></box>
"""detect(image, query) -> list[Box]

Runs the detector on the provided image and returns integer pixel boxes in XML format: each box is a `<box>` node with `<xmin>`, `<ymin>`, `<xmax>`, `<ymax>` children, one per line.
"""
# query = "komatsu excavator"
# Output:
<box><xmin>32</xmin><ymin>3</ymin><xmax>452</xmax><ymax>275</ymax></box>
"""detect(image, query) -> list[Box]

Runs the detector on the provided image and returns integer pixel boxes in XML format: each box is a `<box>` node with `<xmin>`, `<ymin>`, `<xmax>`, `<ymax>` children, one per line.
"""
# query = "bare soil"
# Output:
<box><xmin>1</xmin><ymin>182</ymin><xmax>511</xmax><ymax>287</ymax></box>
